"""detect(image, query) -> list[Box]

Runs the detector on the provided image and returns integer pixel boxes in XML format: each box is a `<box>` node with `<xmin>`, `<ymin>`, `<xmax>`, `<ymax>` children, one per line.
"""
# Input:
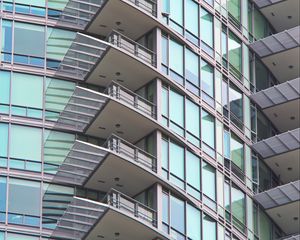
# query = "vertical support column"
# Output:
<box><xmin>155</xmin><ymin>183</ymin><xmax>163</xmax><ymax>230</ymax></box>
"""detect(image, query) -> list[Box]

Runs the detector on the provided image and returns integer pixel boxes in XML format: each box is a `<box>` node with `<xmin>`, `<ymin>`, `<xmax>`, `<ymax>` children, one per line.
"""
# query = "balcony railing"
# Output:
<box><xmin>127</xmin><ymin>0</ymin><xmax>157</xmax><ymax>16</ymax></box>
<box><xmin>104</xmin><ymin>188</ymin><xmax>157</xmax><ymax>226</ymax></box>
<box><xmin>107</xmin><ymin>30</ymin><xmax>157</xmax><ymax>66</ymax></box>
<box><xmin>104</xmin><ymin>134</ymin><xmax>157</xmax><ymax>172</ymax></box>
<box><xmin>105</xmin><ymin>81</ymin><xmax>157</xmax><ymax>119</ymax></box>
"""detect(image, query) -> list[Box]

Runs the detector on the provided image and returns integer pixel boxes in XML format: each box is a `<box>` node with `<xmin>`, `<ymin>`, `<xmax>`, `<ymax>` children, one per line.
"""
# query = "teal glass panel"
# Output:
<box><xmin>186</xmin><ymin>99</ymin><xmax>200</xmax><ymax>138</ymax></box>
<box><xmin>7</xmin><ymin>233</ymin><xmax>39</xmax><ymax>240</ymax></box>
<box><xmin>185</xmin><ymin>49</ymin><xmax>199</xmax><ymax>86</ymax></box>
<box><xmin>162</xmin><ymin>0</ymin><xmax>170</xmax><ymax>13</ymax></box>
<box><xmin>0</xmin><ymin>71</ymin><xmax>10</xmax><ymax>105</ymax></box>
<box><xmin>186</xmin><ymin>151</ymin><xmax>200</xmax><ymax>191</ymax></box>
<box><xmin>170</xmin><ymin>142</ymin><xmax>184</xmax><ymax>180</ymax></box>
<box><xmin>201</xmin><ymin>8</ymin><xmax>213</xmax><ymax>47</ymax></box>
<box><xmin>224</xmin><ymin>130</ymin><xmax>230</xmax><ymax>159</ymax></box>
<box><xmin>228</xmin><ymin>0</ymin><xmax>241</xmax><ymax>23</ymax></box>
<box><xmin>170</xmin><ymin>0</ymin><xmax>183</xmax><ymax>25</ymax></box>
<box><xmin>187</xmin><ymin>204</ymin><xmax>201</xmax><ymax>240</ymax></box>
<box><xmin>0</xmin><ymin>124</ymin><xmax>8</xmax><ymax>157</ymax></box>
<box><xmin>186</xmin><ymin>0</ymin><xmax>199</xmax><ymax>36</ymax></box>
<box><xmin>162</xmin><ymin>87</ymin><xmax>168</xmax><ymax>116</ymax></box>
<box><xmin>201</xmin><ymin>60</ymin><xmax>214</xmax><ymax>97</ymax></box>
<box><xmin>10</xmin><ymin>125</ymin><xmax>42</xmax><ymax>162</ymax></box>
<box><xmin>170</xmin><ymin>90</ymin><xmax>184</xmax><ymax>127</ymax></box>
<box><xmin>162</xmin><ymin>138</ymin><xmax>168</xmax><ymax>170</ymax></box>
<box><xmin>14</xmin><ymin>22</ymin><xmax>45</xmax><ymax>57</ymax></box>
<box><xmin>230</xmin><ymin>133</ymin><xmax>244</xmax><ymax>171</ymax></box>
<box><xmin>201</xmin><ymin>110</ymin><xmax>215</xmax><ymax>148</ymax></box>
<box><xmin>1</xmin><ymin>20</ymin><xmax>12</xmax><ymax>53</ymax></box>
<box><xmin>0</xmin><ymin>177</ymin><xmax>6</xmax><ymax>213</ymax></box>
<box><xmin>253</xmin><ymin>8</ymin><xmax>268</xmax><ymax>40</ymax></box>
<box><xmin>170</xmin><ymin>195</ymin><xmax>185</xmax><ymax>233</ymax></box>
<box><xmin>15</xmin><ymin>0</ymin><xmax>46</xmax><ymax>7</ymax></box>
<box><xmin>8</xmin><ymin>178</ymin><xmax>41</xmax><ymax>216</ymax></box>
<box><xmin>228</xmin><ymin>31</ymin><xmax>242</xmax><ymax>74</ymax></box>
<box><xmin>0</xmin><ymin>232</ymin><xmax>3</xmax><ymax>239</ymax></box>
<box><xmin>162</xmin><ymin>36</ymin><xmax>168</xmax><ymax>65</ymax></box>
<box><xmin>224</xmin><ymin>182</ymin><xmax>230</xmax><ymax>211</ymax></box>
<box><xmin>232</xmin><ymin>185</ymin><xmax>245</xmax><ymax>228</ymax></box>
<box><xmin>259</xmin><ymin>211</ymin><xmax>271</xmax><ymax>240</ymax></box>
<box><xmin>11</xmin><ymin>72</ymin><xmax>43</xmax><ymax>109</ymax></box>
<box><xmin>203</xmin><ymin>214</ymin><xmax>217</xmax><ymax>240</ymax></box>
<box><xmin>229</xmin><ymin>83</ymin><xmax>243</xmax><ymax>122</ymax></box>
<box><xmin>202</xmin><ymin>162</ymin><xmax>216</xmax><ymax>200</ymax></box>
<box><xmin>162</xmin><ymin>193</ymin><xmax>169</xmax><ymax>224</ymax></box>
<box><xmin>169</xmin><ymin>39</ymin><xmax>183</xmax><ymax>76</ymax></box>
<box><xmin>48</xmin><ymin>0</ymin><xmax>68</xmax><ymax>10</ymax></box>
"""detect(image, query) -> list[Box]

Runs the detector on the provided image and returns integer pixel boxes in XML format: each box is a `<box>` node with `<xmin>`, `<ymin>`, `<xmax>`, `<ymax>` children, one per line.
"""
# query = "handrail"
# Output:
<box><xmin>103</xmin><ymin>134</ymin><xmax>157</xmax><ymax>172</ymax></box>
<box><xmin>126</xmin><ymin>0</ymin><xmax>157</xmax><ymax>16</ymax></box>
<box><xmin>107</xmin><ymin>30</ymin><xmax>156</xmax><ymax>66</ymax></box>
<box><xmin>103</xmin><ymin>188</ymin><xmax>157</xmax><ymax>226</ymax></box>
<box><xmin>105</xmin><ymin>81</ymin><xmax>157</xmax><ymax>118</ymax></box>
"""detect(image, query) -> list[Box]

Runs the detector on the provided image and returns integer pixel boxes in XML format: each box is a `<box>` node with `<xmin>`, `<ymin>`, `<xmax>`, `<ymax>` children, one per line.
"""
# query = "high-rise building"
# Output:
<box><xmin>0</xmin><ymin>0</ymin><xmax>299</xmax><ymax>239</ymax></box>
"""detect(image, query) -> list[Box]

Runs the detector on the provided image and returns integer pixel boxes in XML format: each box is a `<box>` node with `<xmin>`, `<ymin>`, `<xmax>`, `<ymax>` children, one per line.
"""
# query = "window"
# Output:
<box><xmin>185</xmin><ymin>48</ymin><xmax>199</xmax><ymax>90</ymax></box>
<box><xmin>7</xmin><ymin>233</ymin><xmax>40</xmax><ymax>240</ymax></box>
<box><xmin>1</xmin><ymin>20</ymin><xmax>12</xmax><ymax>61</ymax></box>
<box><xmin>161</xmin><ymin>35</ymin><xmax>168</xmax><ymax>66</ymax></box>
<box><xmin>0</xmin><ymin>177</ymin><xmax>6</xmax><ymax>222</ymax></box>
<box><xmin>187</xmin><ymin>204</ymin><xmax>201</xmax><ymax>240</ymax></box>
<box><xmin>186</xmin><ymin>99</ymin><xmax>200</xmax><ymax>145</ymax></box>
<box><xmin>231</xmin><ymin>185</ymin><xmax>245</xmax><ymax>231</ymax></box>
<box><xmin>170</xmin><ymin>142</ymin><xmax>184</xmax><ymax>187</ymax></box>
<box><xmin>186</xmin><ymin>151</ymin><xmax>201</xmax><ymax>199</ymax></box>
<box><xmin>162</xmin><ymin>192</ymin><xmax>169</xmax><ymax>225</ymax></box>
<box><xmin>253</xmin><ymin>8</ymin><xmax>268</xmax><ymax>40</ymax></box>
<box><xmin>0</xmin><ymin>71</ymin><xmax>10</xmax><ymax>114</ymax></box>
<box><xmin>229</xmin><ymin>83</ymin><xmax>243</xmax><ymax>127</ymax></box>
<box><xmin>228</xmin><ymin>0</ymin><xmax>241</xmax><ymax>23</ymax></box>
<box><xmin>201</xmin><ymin>110</ymin><xmax>215</xmax><ymax>150</ymax></box>
<box><xmin>203</xmin><ymin>214</ymin><xmax>216</xmax><ymax>240</ymax></box>
<box><xmin>169</xmin><ymin>89</ymin><xmax>184</xmax><ymax>135</ymax></box>
<box><xmin>201</xmin><ymin>8</ymin><xmax>213</xmax><ymax>49</ymax></box>
<box><xmin>186</xmin><ymin>0</ymin><xmax>199</xmax><ymax>43</ymax></box>
<box><xmin>10</xmin><ymin>125</ymin><xmax>42</xmax><ymax>171</ymax></box>
<box><xmin>170</xmin><ymin>195</ymin><xmax>185</xmax><ymax>234</ymax></box>
<box><xmin>169</xmin><ymin>39</ymin><xmax>184</xmax><ymax>79</ymax></box>
<box><xmin>169</xmin><ymin>0</ymin><xmax>183</xmax><ymax>26</ymax></box>
<box><xmin>228</xmin><ymin>32</ymin><xmax>242</xmax><ymax>76</ymax></box>
<box><xmin>202</xmin><ymin>162</ymin><xmax>216</xmax><ymax>204</ymax></box>
<box><xmin>8</xmin><ymin>178</ymin><xmax>41</xmax><ymax>226</ymax></box>
<box><xmin>0</xmin><ymin>124</ymin><xmax>8</xmax><ymax>168</ymax></box>
<box><xmin>230</xmin><ymin>133</ymin><xmax>244</xmax><ymax>171</ymax></box>
<box><xmin>201</xmin><ymin>59</ymin><xmax>214</xmax><ymax>99</ymax></box>
<box><xmin>259</xmin><ymin>211</ymin><xmax>271</xmax><ymax>240</ymax></box>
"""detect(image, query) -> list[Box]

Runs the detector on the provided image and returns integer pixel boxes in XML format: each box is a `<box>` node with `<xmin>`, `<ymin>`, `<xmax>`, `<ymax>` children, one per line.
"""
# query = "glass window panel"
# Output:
<box><xmin>201</xmin><ymin>60</ymin><xmax>214</xmax><ymax>97</ymax></box>
<box><xmin>0</xmin><ymin>177</ymin><xmax>6</xmax><ymax>213</ymax></box>
<box><xmin>170</xmin><ymin>0</ymin><xmax>183</xmax><ymax>25</ymax></box>
<box><xmin>162</xmin><ymin>193</ymin><xmax>169</xmax><ymax>224</ymax></box>
<box><xmin>14</xmin><ymin>22</ymin><xmax>45</xmax><ymax>57</ymax></box>
<box><xmin>169</xmin><ymin>39</ymin><xmax>183</xmax><ymax>76</ymax></box>
<box><xmin>259</xmin><ymin>211</ymin><xmax>271</xmax><ymax>240</ymax></box>
<box><xmin>0</xmin><ymin>124</ymin><xmax>8</xmax><ymax>157</ymax></box>
<box><xmin>255</xmin><ymin>59</ymin><xmax>269</xmax><ymax>91</ymax></box>
<box><xmin>230</xmin><ymin>133</ymin><xmax>244</xmax><ymax>170</ymax></box>
<box><xmin>0</xmin><ymin>71</ymin><xmax>10</xmax><ymax>105</ymax></box>
<box><xmin>201</xmin><ymin>8</ymin><xmax>213</xmax><ymax>47</ymax></box>
<box><xmin>232</xmin><ymin>185</ymin><xmax>245</xmax><ymax>226</ymax></box>
<box><xmin>1</xmin><ymin>20</ymin><xmax>12</xmax><ymax>53</ymax></box>
<box><xmin>186</xmin><ymin>151</ymin><xmax>200</xmax><ymax>191</ymax></box>
<box><xmin>162</xmin><ymin>87</ymin><xmax>168</xmax><ymax>116</ymax></box>
<box><xmin>162</xmin><ymin>138</ymin><xmax>168</xmax><ymax>170</ymax></box>
<box><xmin>224</xmin><ymin>130</ymin><xmax>230</xmax><ymax>159</ymax></box>
<box><xmin>186</xmin><ymin>0</ymin><xmax>199</xmax><ymax>36</ymax></box>
<box><xmin>11</xmin><ymin>73</ymin><xmax>43</xmax><ymax>109</ymax></box>
<box><xmin>186</xmin><ymin>99</ymin><xmax>200</xmax><ymax>138</ymax></box>
<box><xmin>170</xmin><ymin>90</ymin><xmax>184</xmax><ymax>127</ymax></box>
<box><xmin>48</xmin><ymin>0</ymin><xmax>68</xmax><ymax>10</ymax></box>
<box><xmin>162</xmin><ymin>36</ymin><xmax>168</xmax><ymax>65</ymax></box>
<box><xmin>15</xmin><ymin>0</ymin><xmax>46</xmax><ymax>7</ymax></box>
<box><xmin>254</xmin><ymin>9</ymin><xmax>268</xmax><ymax>40</ymax></box>
<box><xmin>8</xmin><ymin>178</ymin><xmax>41</xmax><ymax>216</ymax></box>
<box><xmin>228</xmin><ymin>32</ymin><xmax>242</xmax><ymax>74</ymax></box>
<box><xmin>170</xmin><ymin>142</ymin><xmax>184</xmax><ymax>180</ymax></box>
<box><xmin>202</xmin><ymin>162</ymin><xmax>216</xmax><ymax>200</ymax></box>
<box><xmin>201</xmin><ymin>110</ymin><xmax>215</xmax><ymax>148</ymax></box>
<box><xmin>228</xmin><ymin>0</ymin><xmax>241</xmax><ymax>22</ymax></box>
<box><xmin>203</xmin><ymin>214</ymin><xmax>217</xmax><ymax>240</ymax></box>
<box><xmin>187</xmin><ymin>204</ymin><xmax>201</xmax><ymax>240</ymax></box>
<box><xmin>229</xmin><ymin>83</ymin><xmax>243</xmax><ymax>122</ymax></box>
<box><xmin>10</xmin><ymin>125</ymin><xmax>42</xmax><ymax>162</ymax></box>
<box><xmin>170</xmin><ymin>195</ymin><xmax>185</xmax><ymax>233</ymax></box>
<box><xmin>185</xmin><ymin>49</ymin><xmax>199</xmax><ymax>86</ymax></box>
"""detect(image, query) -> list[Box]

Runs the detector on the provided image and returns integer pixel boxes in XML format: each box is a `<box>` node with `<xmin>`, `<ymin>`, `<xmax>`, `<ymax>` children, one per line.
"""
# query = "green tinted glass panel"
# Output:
<box><xmin>15</xmin><ymin>0</ymin><xmax>45</xmax><ymax>7</ymax></box>
<box><xmin>14</xmin><ymin>22</ymin><xmax>45</xmax><ymax>57</ymax></box>
<box><xmin>230</xmin><ymin>133</ymin><xmax>244</xmax><ymax>170</ymax></box>
<box><xmin>259</xmin><ymin>211</ymin><xmax>271</xmax><ymax>240</ymax></box>
<box><xmin>228</xmin><ymin>0</ymin><xmax>241</xmax><ymax>22</ymax></box>
<box><xmin>228</xmin><ymin>31</ymin><xmax>242</xmax><ymax>73</ymax></box>
<box><xmin>232</xmin><ymin>185</ymin><xmax>245</xmax><ymax>226</ymax></box>
<box><xmin>10</xmin><ymin>125</ymin><xmax>42</xmax><ymax>162</ymax></box>
<box><xmin>11</xmin><ymin>73</ymin><xmax>43</xmax><ymax>109</ymax></box>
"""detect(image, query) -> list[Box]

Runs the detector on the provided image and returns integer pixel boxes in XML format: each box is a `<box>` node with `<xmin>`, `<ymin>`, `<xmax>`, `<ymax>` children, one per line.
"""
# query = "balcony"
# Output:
<box><xmin>254</xmin><ymin>181</ymin><xmax>300</xmax><ymax>235</ymax></box>
<box><xmin>250</xmin><ymin>26</ymin><xmax>300</xmax><ymax>82</ymax></box>
<box><xmin>252</xmin><ymin>0</ymin><xmax>299</xmax><ymax>32</ymax></box>
<box><xmin>55</xmin><ymin>31</ymin><xmax>158</xmax><ymax>91</ymax></box>
<box><xmin>252</xmin><ymin>128</ymin><xmax>300</xmax><ymax>183</ymax></box>
<box><xmin>56</xmin><ymin>0</ymin><xmax>157</xmax><ymax>39</ymax></box>
<box><xmin>251</xmin><ymin>78</ymin><xmax>300</xmax><ymax>132</ymax></box>
<box><xmin>51</xmin><ymin>189</ymin><xmax>168</xmax><ymax>240</ymax></box>
<box><xmin>50</xmin><ymin>134</ymin><xmax>158</xmax><ymax>196</ymax></box>
<box><xmin>54</xmin><ymin>82</ymin><xmax>158</xmax><ymax>143</ymax></box>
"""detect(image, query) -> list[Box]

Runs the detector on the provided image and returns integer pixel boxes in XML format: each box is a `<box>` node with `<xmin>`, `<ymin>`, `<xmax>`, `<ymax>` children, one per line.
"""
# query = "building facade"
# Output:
<box><xmin>0</xmin><ymin>0</ymin><xmax>299</xmax><ymax>239</ymax></box>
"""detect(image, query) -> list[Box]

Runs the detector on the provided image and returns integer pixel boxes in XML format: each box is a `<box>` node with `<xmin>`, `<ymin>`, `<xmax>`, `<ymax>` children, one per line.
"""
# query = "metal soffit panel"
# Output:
<box><xmin>251</xmin><ymin>78</ymin><xmax>300</xmax><ymax>109</ymax></box>
<box><xmin>56</xmin><ymin>33</ymin><xmax>109</xmax><ymax>80</ymax></box>
<box><xmin>250</xmin><ymin>26</ymin><xmax>300</xmax><ymax>58</ymax></box>
<box><xmin>51</xmin><ymin>197</ymin><xmax>107</xmax><ymax>240</ymax></box>
<box><xmin>55</xmin><ymin>86</ymin><xmax>108</xmax><ymax>132</ymax></box>
<box><xmin>52</xmin><ymin>140</ymin><xmax>109</xmax><ymax>186</ymax></box>
<box><xmin>254</xmin><ymin>180</ymin><xmax>300</xmax><ymax>209</ymax></box>
<box><xmin>282</xmin><ymin>235</ymin><xmax>300</xmax><ymax>240</ymax></box>
<box><xmin>252</xmin><ymin>128</ymin><xmax>300</xmax><ymax>158</ymax></box>
<box><xmin>253</xmin><ymin>0</ymin><xmax>284</xmax><ymax>8</ymax></box>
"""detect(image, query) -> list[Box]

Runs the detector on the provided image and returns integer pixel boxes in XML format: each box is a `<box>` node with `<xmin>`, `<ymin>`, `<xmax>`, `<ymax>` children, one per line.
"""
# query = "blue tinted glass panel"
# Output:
<box><xmin>1</xmin><ymin>20</ymin><xmax>12</xmax><ymax>53</ymax></box>
<box><xmin>170</xmin><ymin>195</ymin><xmax>185</xmax><ymax>233</ymax></box>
